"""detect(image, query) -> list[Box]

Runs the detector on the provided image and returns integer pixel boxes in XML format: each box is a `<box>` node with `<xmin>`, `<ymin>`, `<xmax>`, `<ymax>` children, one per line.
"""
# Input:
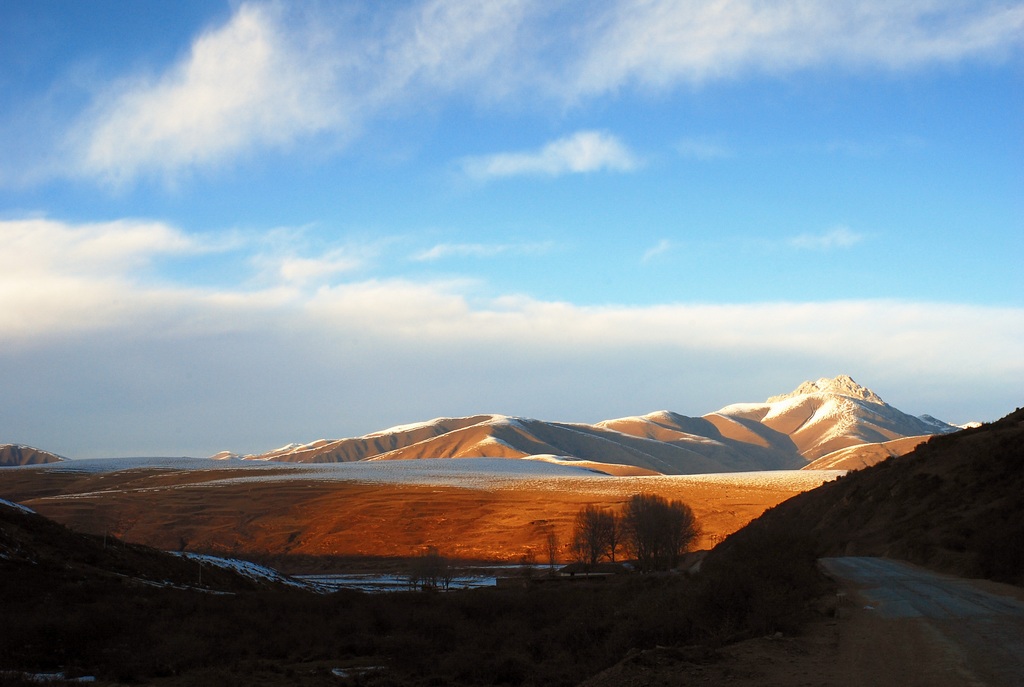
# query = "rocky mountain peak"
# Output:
<box><xmin>766</xmin><ymin>374</ymin><xmax>885</xmax><ymax>405</ymax></box>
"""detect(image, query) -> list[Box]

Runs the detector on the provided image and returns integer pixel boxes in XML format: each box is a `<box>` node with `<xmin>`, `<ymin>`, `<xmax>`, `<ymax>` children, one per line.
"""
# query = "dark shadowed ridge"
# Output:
<box><xmin>705</xmin><ymin>406</ymin><xmax>1024</xmax><ymax>585</ymax></box>
<box><xmin>0</xmin><ymin>498</ymin><xmax>300</xmax><ymax>593</ymax></box>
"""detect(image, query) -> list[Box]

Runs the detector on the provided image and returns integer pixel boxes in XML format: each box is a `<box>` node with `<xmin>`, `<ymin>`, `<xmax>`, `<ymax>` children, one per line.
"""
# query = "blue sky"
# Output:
<box><xmin>1</xmin><ymin>1</ymin><xmax>1022</xmax><ymax>458</ymax></box>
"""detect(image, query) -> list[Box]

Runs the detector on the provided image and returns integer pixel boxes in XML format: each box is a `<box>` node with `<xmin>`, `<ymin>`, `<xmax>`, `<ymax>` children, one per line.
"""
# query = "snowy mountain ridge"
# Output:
<box><xmin>766</xmin><ymin>374</ymin><xmax>885</xmax><ymax>405</ymax></box>
<box><xmin>212</xmin><ymin>375</ymin><xmax>959</xmax><ymax>475</ymax></box>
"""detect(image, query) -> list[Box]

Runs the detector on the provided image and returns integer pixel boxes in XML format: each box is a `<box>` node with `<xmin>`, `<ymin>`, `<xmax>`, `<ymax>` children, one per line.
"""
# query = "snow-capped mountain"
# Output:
<box><xmin>712</xmin><ymin>374</ymin><xmax>958</xmax><ymax>461</ymax></box>
<box><xmin>0</xmin><ymin>444</ymin><xmax>66</xmax><ymax>467</ymax></box>
<box><xmin>222</xmin><ymin>375</ymin><xmax>958</xmax><ymax>474</ymax></box>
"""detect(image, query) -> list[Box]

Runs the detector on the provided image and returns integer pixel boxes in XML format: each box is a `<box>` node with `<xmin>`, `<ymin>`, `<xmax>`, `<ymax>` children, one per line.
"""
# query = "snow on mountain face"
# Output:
<box><xmin>713</xmin><ymin>375</ymin><xmax>958</xmax><ymax>461</ymax></box>
<box><xmin>215</xmin><ymin>375</ymin><xmax>957</xmax><ymax>474</ymax></box>
<box><xmin>0</xmin><ymin>444</ymin><xmax>66</xmax><ymax>467</ymax></box>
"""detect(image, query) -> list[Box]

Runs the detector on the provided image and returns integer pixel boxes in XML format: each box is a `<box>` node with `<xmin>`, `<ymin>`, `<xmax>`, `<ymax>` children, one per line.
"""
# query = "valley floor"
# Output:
<box><xmin>0</xmin><ymin>461</ymin><xmax>842</xmax><ymax>561</ymax></box>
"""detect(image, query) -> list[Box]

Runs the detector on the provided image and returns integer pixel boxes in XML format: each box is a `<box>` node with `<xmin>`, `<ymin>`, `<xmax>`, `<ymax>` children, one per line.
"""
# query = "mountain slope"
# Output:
<box><xmin>711</xmin><ymin>375</ymin><xmax>955</xmax><ymax>460</ymax></box>
<box><xmin>226</xmin><ymin>375</ymin><xmax>955</xmax><ymax>474</ymax></box>
<box><xmin>802</xmin><ymin>435</ymin><xmax>930</xmax><ymax>471</ymax></box>
<box><xmin>0</xmin><ymin>444</ymin><xmax>66</xmax><ymax>466</ymax></box>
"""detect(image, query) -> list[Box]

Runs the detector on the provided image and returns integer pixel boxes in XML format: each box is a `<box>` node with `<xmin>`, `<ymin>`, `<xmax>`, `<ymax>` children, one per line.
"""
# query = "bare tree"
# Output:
<box><xmin>571</xmin><ymin>505</ymin><xmax>617</xmax><ymax>568</ymax></box>
<box><xmin>408</xmin><ymin>547</ymin><xmax>453</xmax><ymax>591</ymax></box>
<box><xmin>519</xmin><ymin>550</ymin><xmax>537</xmax><ymax>581</ymax></box>
<box><xmin>606</xmin><ymin>510</ymin><xmax>620</xmax><ymax>563</ymax></box>
<box><xmin>621</xmin><ymin>494</ymin><xmax>698</xmax><ymax>572</ymax></box>
<box><xmin>544</xmin><ymin>526</ymin><xmax>559</xmax><ymax>573</ymax></box>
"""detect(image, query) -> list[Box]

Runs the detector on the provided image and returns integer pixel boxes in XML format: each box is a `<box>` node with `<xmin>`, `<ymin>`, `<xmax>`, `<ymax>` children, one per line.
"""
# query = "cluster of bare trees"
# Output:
<box><xmin>571</xmin><ymin>494</ymin><xmax>698</xmax><ymax>572</ymax></box>
<box><xmin>407</xmin><ymin>547</ymin><xmax>455</xmax><ymax>591</ymax></box>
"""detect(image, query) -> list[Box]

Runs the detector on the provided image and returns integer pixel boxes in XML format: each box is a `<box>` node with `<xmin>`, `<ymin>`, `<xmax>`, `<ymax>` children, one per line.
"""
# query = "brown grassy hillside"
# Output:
<box><xmin>0</xmin><ymin>468</ymin><xmax>836</xmax><ymax>565</ymax></box>
<box><xmin>708</xmin><ymin>407</ymin><xmax>1024</xmax><ymax>585</ymax></box>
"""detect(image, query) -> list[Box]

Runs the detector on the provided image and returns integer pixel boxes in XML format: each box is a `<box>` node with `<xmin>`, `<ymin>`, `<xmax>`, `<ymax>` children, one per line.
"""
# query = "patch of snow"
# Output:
<box><xmin>0</xmin><ymin>498</ymin><xmax>36</xmax><ymax>515</ymax></box>
<box><xmin>209</xmin><ymin>451</ymin><xmax>240</xmax><ymax>460</ymax></box>
<box><xmin>917</xmin><ymin>414</ymin><xmax>959</xmax><ymax>432</ymax></box>
<box><xmin>11</xmin><ymin>456</ymin><xmax>291</xmax><ymax>474</ymax></box>
<box><xmin>171</xmin><ymin>552</ymin><xmax>311</xmax><ymax>590</ymax></box>
<box><xmin>190</xmin><ymin>459</ymin><xmax>843</xmax><ymax>495</ymax></box>
<box><xmin>477</xmin><ymin>435</ymin><xmax>521</xmax><ymax>452</ymax></box>
<box><xmin>271</xmin><ymin>442</ymin><xmax>305</xmax><ymax>453</ymax></box>
<box><xmin>366</xmin><ymin>415</ymin><xmax>500</xmax><ymax>438</ymax></box>
<box><xmin>8</xmin><ymin>673</ymin><xmax>95</xmax><ymax>683</ymax></box>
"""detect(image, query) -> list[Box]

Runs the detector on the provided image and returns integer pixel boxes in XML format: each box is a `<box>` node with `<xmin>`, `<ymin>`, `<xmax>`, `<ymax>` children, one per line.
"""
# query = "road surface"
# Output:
<box><xmin>820</xmin><ymin>557</ymin><xmax>1024</xmax><ymax>687</ymax></box>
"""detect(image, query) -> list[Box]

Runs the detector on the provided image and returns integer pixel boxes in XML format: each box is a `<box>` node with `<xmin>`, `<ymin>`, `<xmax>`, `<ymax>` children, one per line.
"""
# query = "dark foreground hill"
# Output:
<box><xmin>704</xmin><ymin>406</ymin><xmax>1024</xmax><ymax>595</ymax></box>
<box><xmin>810</xmin><ymin>406</ymin><xmax>1024</xmax><ymax>583</ymax></box>
<box><xmin>0</xmin><ymin>499</ymin><xmax>302</xmax><ymax>594</ymax></box>
<box><xmin>582</xmin><ymin>412</ymin><xmax>1024</xmax><ymax>686</ymax></box>
<box><xmin>0</xmin><ymin>494</ymin><xmax>813</xmax><ymax>687</ymax></box>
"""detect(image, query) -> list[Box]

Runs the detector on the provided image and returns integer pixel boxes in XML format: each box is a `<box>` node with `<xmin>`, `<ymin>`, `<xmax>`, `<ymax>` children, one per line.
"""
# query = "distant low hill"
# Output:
<box><xmin>218</xmin><ymin>375</ymin><xmax>958</xmax><ymax>475</ymax></box>
<box><xmin>0</xmin><ymin>444</ymin><xmax>65</xmax><ymax>466</ymax></box>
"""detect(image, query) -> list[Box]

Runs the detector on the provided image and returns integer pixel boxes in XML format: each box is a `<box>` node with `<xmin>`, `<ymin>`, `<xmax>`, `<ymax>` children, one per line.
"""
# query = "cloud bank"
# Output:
<box><xmin>2</xmin><ymin>217</ymin><xmax>1021</xmax><ymax>457</ymax></box>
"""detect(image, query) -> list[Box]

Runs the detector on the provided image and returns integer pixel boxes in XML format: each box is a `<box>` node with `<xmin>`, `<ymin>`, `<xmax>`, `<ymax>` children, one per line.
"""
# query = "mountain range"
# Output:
<box><xmin>214</xmin><ymin>375</ymin><xmax>960</xmax><ymax>474</ymax></box>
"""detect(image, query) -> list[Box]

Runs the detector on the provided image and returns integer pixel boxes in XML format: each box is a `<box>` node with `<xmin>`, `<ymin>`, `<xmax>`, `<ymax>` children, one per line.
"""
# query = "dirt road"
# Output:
<box><xmin>820</xmin><ymin>557</ymin><xmax>1024</xmax><ymax>687</ymax></box>
<box><xmin>582</xmin><ymin>556</ymin><xmax>1024</xmax><ymax>687</ymax></box>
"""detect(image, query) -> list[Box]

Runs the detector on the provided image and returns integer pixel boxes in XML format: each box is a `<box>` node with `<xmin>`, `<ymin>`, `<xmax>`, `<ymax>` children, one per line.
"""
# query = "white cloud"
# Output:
<box><xmin>275</xmin><ymin>252</ymin><xmax>362</xmax><ymax>285</ymax></box>
<box><xmin>566</xmin><ymin>1</ymin><xmax>1024</xmax><ymax>98</ymax></box>
<box><xmin>461</xmin><ymin>130</ymin><xmax>641</xmax><ymax>180</ymax></box>
<box><xmin>0</xmin><ymin>217</ymin><xmax>203</xmax><ymax>274</ymax></box>
<box><xmin>16</xmin><ymin>0</ymin><xmax>1019</xmax><ymax>185</ymax></box>
<box><xmin>413</xmin><ymin>241</ymin><xmax>553</xmax><ymax>261</ymax></box>
<box><xmin>61</xmin><ymin>0</ymin><xmax>536</xmax><ymax>186</ymax></box>
<box><xmin>642</xmin><ymin>239</ymin><xmax>674</xmax><ymax>262</ymax></box>
<box><xmin>0</xmin><ymin>217</ymin><xmax>207</xmax><ymax>339</ymax></box>
<box><xmin>789</xmin><ymin>226</ymin><xmax>865</xmax><ymax>250</ymax></box>
<box><xmin>3</xmin><ymin>218</ymin><xmax>1022</xmax><ymax>455</ymax></box>
<box><xmin>373</xmin><ymin>0</ymin><xmax>538</xmax><ymax>102</ymax></box>
<box><xmin>68</xmin><ymin>3</ymin><xmax>344</xmax><ymax>185</ymax></box>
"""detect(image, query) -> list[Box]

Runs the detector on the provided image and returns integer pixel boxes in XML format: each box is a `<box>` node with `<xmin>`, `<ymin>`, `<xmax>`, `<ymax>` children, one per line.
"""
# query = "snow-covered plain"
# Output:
<box><xmin>296</xmin><ymin>571</ymin><xmax>500</xmax><ymax>593</ymax></box>
<box><xmin>13</xmin><ymin>456</ymin><xmax>844</xmax><ymax>494</ymax></box>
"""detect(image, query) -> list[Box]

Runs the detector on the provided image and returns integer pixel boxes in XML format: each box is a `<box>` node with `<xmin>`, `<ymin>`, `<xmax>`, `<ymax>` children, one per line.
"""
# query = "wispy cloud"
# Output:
<box><xmin>676</xmin><ymin>138</ymin><xmax>732</xmax><ymax>161</ymax></box>
<box><xmin>461</xmin><ymin>130</ymin><xmax>641</xmax><ymax>180</ymax></box>
<box><xmin>10</xmin><ymin>1</ymin><xmax>1021</xmax><ymax>186</ymax></box>
<box><xmin>642</xmin><ymin>239</ymin><xmax>674</xmax><ymax>263</ymax></box>
<box><xmin>789</xmin><ymin>226</ymin><xmax>865</xmax><ymax>251</ymax></box>
<box><xmin>566</xmin><ymin>1</ymin><xmax>1024</xmax><ymax>98</ymax></box>
<box><xmin>413</xmin><ymin>241</ymin><xmax>554</xmax><ymax>261</ymax></box>
<box><xmin>822</xmin><ymin>136</ymin><xmax>927</xmax><ymax>158</ymax></box>
<box><xmin>273</xmin><ymin>251</ymin><xmax>363</xmax><ymax>285</ymax></box>
<box><xmin>67</xmin><ymin>4</ymin><xmax>344</xmax><ymax>186</ymax></box>
<box><xmin>0</xmin><ymin>217</ymin><xmax>204</xmax><ymax>274</ymax></box>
